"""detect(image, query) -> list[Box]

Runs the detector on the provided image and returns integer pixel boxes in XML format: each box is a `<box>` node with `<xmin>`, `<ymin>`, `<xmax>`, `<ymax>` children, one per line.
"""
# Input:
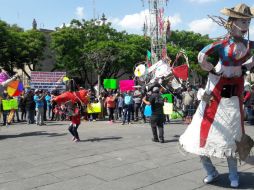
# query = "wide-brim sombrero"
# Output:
<box><xmin>220</xmin><ymin>3</ymin><xmax>254</xmax><ymax>19</ymax></box>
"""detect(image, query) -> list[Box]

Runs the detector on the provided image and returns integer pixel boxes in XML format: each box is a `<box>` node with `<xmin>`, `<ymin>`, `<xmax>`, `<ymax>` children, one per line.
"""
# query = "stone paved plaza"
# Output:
<box><xmin>0</xmin><ymin>120</ymin><xmax>254</xmax><ymax>190</ymax></box>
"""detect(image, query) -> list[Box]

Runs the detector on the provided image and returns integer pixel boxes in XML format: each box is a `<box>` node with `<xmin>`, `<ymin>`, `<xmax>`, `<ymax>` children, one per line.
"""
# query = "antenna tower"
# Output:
<box><xmin>142</xmin><ymin>0</ymin><xmax>169</xmax><ymax>64</ymax></box>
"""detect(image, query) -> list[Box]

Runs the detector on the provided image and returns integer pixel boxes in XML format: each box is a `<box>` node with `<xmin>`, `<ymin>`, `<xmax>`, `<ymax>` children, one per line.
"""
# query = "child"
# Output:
<box><xmin>68</xmin><ymin>103</ymin><xmax>81</xmax><ymax>142</ymax></box>
<box><xmin>60</xmin><ymin>103</ymin><xmax>66</xmax><ymax>121</ymax></box>
<box><xmin>53</xmin><ymin>105</ymin><xmax>60</xmax><ymax>121</ymax></box>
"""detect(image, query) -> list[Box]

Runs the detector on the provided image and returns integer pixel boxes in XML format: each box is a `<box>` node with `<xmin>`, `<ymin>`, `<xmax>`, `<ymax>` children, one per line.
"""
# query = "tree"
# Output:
<box><xmin>0</xmin><ymin>20</ymin><xmax>46</xmax><ymax>78</ymax></box>
<box><xmin>50</xmin><ymin>19</ymin><xmax>150</xmax><ymax>87</ymax></box>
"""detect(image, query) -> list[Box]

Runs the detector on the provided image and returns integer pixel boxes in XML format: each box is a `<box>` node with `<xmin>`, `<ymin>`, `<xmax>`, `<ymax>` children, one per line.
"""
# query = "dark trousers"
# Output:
<box><xmin>118</xmin><ymin>107</ymin><xmax>123</xmax><ymax>118</ymax></box>
<box><xmin>150</xmin><ymin>115</ymin><xmax>165</xmax><ymax>140</ymax></box>
<box><xmin>107</xmin><ymin>108</ymin><xmax>115</xmax><ymax>121</ymax></box>
<box><xmin>134</xmin><ymin>103</ymin><xmax>141</xmax><ymax>121</ymax></box>
<box><xmin>68</xmin><ymin>123</ymin><xmax>80</xmax><ymax>139</ymax></box>
<box><xmin>27</xmin><ymin>110</ymin><xmax>35</xmax><ymax>124</ymax></box>
<box><xmin>2</xmin><ymin>111</ymin><xmax>9</xmax><ymax>125</ymax></box>
<box><xmin>122</xmin><ymin>105</ymin><xmax>132</xmax><ymax>124</ymax></box>
<box><xmin>21</xmin><ymin>110</ymin><xmax>26</xmax><ymax>121</ymax></box>
<box><xmin>141</xmin><ymin>105</ymin><xmax>146</xmax><ymax>123</ymax></box>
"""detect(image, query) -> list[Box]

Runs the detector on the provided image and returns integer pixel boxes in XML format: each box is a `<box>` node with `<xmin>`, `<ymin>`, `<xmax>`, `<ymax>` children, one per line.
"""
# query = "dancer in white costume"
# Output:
<box><xmin>179</xmin><ymin>4</ymin><xmax>254</xmax><ymax>188</ymax></box>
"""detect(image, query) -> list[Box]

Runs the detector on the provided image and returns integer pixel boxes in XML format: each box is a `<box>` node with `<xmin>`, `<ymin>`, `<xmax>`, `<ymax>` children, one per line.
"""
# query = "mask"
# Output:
<box><xmin>231</xmin><ymin>18</ymin><xmax>251</xmax><ymax>38</ymax></box>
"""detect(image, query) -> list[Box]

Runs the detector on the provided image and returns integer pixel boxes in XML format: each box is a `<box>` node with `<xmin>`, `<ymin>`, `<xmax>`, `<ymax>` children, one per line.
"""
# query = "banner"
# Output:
<box><xmin>87</xmin><ymin>103</ymin><xmax>102</xmax><ymax>113</ymax></box>
<box><xmin>119</xmin><ymin>80</ymin><xmax>134</xmax><ymax>92</ymax></box>
<box><xmin>163</xmin><ymin>102</ymin><xmax>173</xmax><ymax>115</ymax></box>
<box><xmin>103</xmin><ymin>79</ymin><xmax>117</xmax><ymax>89</ymax></box>
<box><xmin>30</xmin><ymin>72</ymin><xmax>66</xmax><ymax>91</ymax></box>
<box><xmin>2</xmin><ymin>99</ymin><xmax>18</xmax><ymax>111</ymax></box>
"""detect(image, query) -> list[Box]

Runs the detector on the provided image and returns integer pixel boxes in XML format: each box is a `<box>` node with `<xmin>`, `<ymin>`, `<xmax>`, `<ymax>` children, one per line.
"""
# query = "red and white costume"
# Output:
<box><xmin>179</xmin><ymin>37</ymin><xmax>254</xmax><ymax>158</ymax></box>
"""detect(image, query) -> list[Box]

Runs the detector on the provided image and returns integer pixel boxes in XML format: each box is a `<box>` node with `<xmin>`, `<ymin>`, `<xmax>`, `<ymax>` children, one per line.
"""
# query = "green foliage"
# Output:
<box><xmin>0</xmin><ymin>20</ymin><xmax>46</xmax><ymax>77</ymax></box>
<box><xmin>50</xmin><ymin>19</ymin><xmax>150</xmax><ymax>85</ymax></box>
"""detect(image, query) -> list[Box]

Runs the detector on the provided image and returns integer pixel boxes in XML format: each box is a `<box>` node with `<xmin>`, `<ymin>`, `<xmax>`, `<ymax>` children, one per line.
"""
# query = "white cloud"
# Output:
<box><xmin>117</xmin><ymin>9</ymin><xmax>149</xmax><ymax>30</ymax></box>
<box><xmin>188</xmin><ymin>18</ymin><xmax>218</xmax><ymax>35</ymax></box>
<box><xmin>75</xmin><ymin>6</ymin><xmax>85</xmax><ymax>19</ymax></box>
<box><xmin>167</xmin><ymin>14</ymin><xmax>182</xmax><ymax>26</ymax></box>
<box><xmin>188</xmin><ymin>0</ymin><xmax>217</xmax><ymax>3</ymax></box>
<box><xmin>110</xmin><ymin>9</ymin><xmax>182</xmax><ymax>33</ymax></box>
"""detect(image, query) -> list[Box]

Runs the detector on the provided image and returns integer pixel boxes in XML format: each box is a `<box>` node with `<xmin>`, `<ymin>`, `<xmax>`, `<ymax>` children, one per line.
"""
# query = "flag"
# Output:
<box><xmin>172</xmin><ymin>64</ymin><xmax>188</xmax><ymax>81</ymax></box>
<box><xmin>147</xmin><ymin>50</ymin><xmax>151</xmax><ymax>61</ymax></box>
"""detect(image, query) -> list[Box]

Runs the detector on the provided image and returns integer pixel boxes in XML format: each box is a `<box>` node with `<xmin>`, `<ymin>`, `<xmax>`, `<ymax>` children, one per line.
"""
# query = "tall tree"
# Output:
<box><xmin>50</xmin><ymin>19</ymin><xmax>149</xmax><ymax>87</ymax></box>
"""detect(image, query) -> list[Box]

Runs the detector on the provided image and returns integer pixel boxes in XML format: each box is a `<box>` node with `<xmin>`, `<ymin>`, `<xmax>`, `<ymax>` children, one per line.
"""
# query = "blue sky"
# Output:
<box><xmin>0</xmin><ymin>0</ymin><xmax>254</xmax><ymax>38</ymax></box>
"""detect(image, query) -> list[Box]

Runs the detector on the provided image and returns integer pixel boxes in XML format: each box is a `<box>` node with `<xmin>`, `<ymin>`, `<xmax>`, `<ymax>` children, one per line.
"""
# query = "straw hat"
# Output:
<box><xmin>220</xmin><ymin>3</ymin><xmax>254</xmax><ymax>19</ymax></box>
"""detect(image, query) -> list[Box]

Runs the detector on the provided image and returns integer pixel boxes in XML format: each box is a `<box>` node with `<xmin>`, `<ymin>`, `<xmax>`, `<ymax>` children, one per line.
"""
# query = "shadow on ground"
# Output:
<box><xmin>0</xmin><ymin>131</ymin><xmax>67</xmax><ymax>140</ymax></box>
<box><xmin>244</xmin><ymin>156</ymin><xmax>254</xmax><ymax>165</ymax></box>
<box><xmin>209</xmin><ymin>172</ymin><xmax>254</xmax><ymax>189</ymax></box>
<box><xmin>80</xmin><ymin>136</ymin><xmax>122</xmax><ymax>142</ymax></box>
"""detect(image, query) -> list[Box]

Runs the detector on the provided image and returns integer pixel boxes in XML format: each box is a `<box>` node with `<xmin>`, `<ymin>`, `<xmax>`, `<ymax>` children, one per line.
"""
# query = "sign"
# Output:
<box><xmin>103</xmin><ymin>79</ymin><xmax>117</xmax><ymax>89</ymax></box>
<box><xmin>119</xmin><ymin>80</ymin><xmax>134</xmax><ymax>92</ymax></box>
<box><xmin>162</xmin><ymin>94</ymin><xmax>173</xmax><ymax>103</ymax></box>
<box><xmin>163</xmin><ymin>102</ymin><xmax>173</xmax><ymax>115</ymax></box>
<box><xmin>30</xmin><ymin>72</ymin><xmax>66</xmax><ymax>91</ymax></box>
<box><xmin>87</xmin><ymin>103</ymin><xmax>102</xmax><ymax>113</ymax></box>
<box><xmin>2</xmin><ymin>99</ymin><xmax>18</xmax><ymax>111</ymax></box>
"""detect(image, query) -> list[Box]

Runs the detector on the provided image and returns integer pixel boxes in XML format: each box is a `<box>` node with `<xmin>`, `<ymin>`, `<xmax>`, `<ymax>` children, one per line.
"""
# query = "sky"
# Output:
<box><xmin>0</xmin><ymin>0</ymin><xmax>254</xmax><ymax>39</ymax></box>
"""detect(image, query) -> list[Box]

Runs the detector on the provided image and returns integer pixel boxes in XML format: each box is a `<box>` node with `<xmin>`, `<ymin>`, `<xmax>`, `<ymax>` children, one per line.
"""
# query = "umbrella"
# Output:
<box><xmin>7</xmin><ymin>80</ymin><xmax>24</xmax><ymax>97</ymax></box>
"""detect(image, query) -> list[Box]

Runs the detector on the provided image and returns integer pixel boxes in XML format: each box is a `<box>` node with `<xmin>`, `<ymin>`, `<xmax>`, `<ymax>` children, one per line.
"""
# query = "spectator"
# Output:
<box><xmin>23</xmin><ymin>89</ymin><xmax>35</xmax><ymax>124</ymax></box>
<box><xmin>34</xmin><ymin>89</ymin><xmax>45</xmax><ymax>126</ymax></box>
<box><xmin>117</xmin><ymin>93</ymin><xmax>124</xmax><ymax>119</ymax></box>
<box><xmin>133</xmin><ymin>88</ymin><xmax>142</xmax><ymax>121</ymax></box>
<box><xmin>19</xmin><ymin>93</ymin><xmax>26</xmax><ymax>121</ymax></box>
<box><xmin>45</xmin><ymin>91</ymin><xmax>52</xmax><ymax>120</ymax></box>
<box><xmin>182</xmin><ymin>86</ymin><xmax>197</xmax><ymax>124</ymax></box>
<box><xmin>163</xmin><ymin>98</ymin><xmax>170</xmax><ymax>124</ymax></box>
<box><xmin>122</xmin><ymin>90</ymin><xmax>134</xmax><ymax>125</ymax></box>
<box><xmin>104</xmin><ymin>92</ymin><xmax>117</xmax><ymax>123</ymax></box>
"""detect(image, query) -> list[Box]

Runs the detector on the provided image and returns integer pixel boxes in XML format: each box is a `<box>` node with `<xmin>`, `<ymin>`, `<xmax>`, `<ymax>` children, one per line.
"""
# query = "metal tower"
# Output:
<box><xmin>142</xmin><ymin>0</ymin><xmax>169</xmax><ymax>64</ymax></box>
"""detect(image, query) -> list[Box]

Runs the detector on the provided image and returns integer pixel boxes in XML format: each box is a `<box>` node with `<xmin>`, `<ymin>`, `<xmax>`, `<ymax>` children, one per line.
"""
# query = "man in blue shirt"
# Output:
<box><xmin>34</xmin><ymin>89</ymin><xmax>45</xmax><ymax>125</ymax></box>
<box><xmin>45</xmin><ymin>91</ymin><xmax>52</xmax><ymax>120</ymax></box>
<box><xmin>122</xmin><ymin>90</ymin><xmax>133</xmax><ymax>125</ymax></box>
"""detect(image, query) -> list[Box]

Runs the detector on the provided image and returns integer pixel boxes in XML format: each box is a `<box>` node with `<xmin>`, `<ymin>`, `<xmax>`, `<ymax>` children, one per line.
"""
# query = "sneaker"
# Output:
<box><xmin>74</xmin><ymin>138</ymin><xmax>80</xmax><ymax>142</ymax></box>
<box><xmin>230</xmin><ymin>180</ymin><xmax>239</xmax><ymax>188</ymax></box>
<box><xmin>159</xmin><ymin>139</ymin><xmax>165</xmax><ymax>143</ymax></box>
<box><xmin>203</xmin><ymin>171</ymin><xmax>219</xmax><ymax>184</ymax></box>
<box><xmin>152</xmin><ymin>138</ymin><xmax>159</xmax><ymax>142</ymax></box>
<box><xmin>72</xmin><ymin>137</ymin><xmax>76</xmax><ymax>141</ymax></box>
<box><xmin>121</xmin><ymin>123</ymin><xmax>125</xmax><ymax>125</ymax></box>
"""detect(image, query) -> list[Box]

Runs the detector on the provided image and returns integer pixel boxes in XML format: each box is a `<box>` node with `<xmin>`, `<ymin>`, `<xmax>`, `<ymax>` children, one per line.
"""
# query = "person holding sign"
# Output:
<box><xmin>1</xmin><ymin>92</ymin><xmax>10</xmax><ymax>126</ymax></box>
<box><xmin>104</xmin><ymin>92</ymin><xmax>117</xmax><ymax>123</ymax></box>
<box><xmin>143</xmin><ymin>87</ymin><xmax>165</xmax><ymax>143</ymax></box>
